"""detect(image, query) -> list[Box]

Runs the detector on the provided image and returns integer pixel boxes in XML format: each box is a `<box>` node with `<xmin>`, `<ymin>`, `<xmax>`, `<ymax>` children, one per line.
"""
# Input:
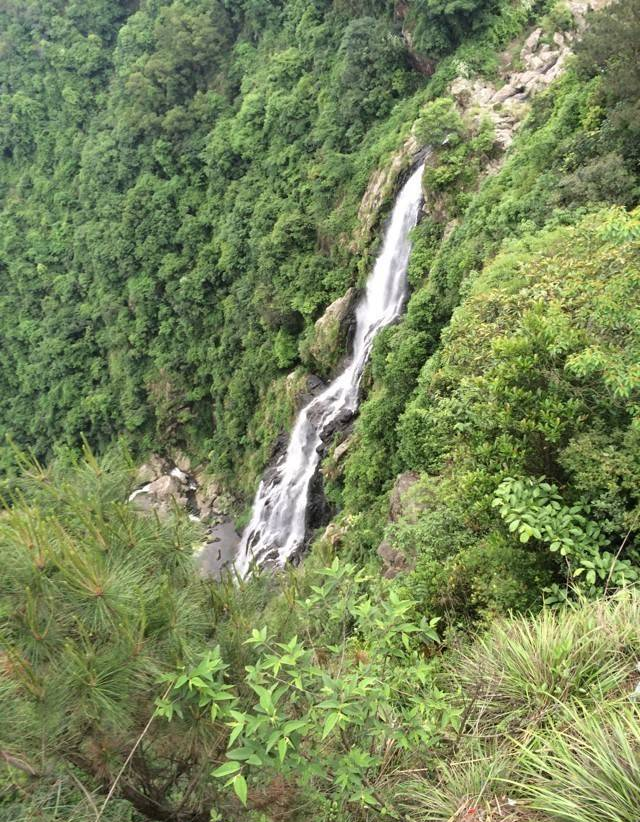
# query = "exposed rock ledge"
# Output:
<box><xmin>449</xmin><ymin>0</ymin><xmax>611</xmax><ymax>154</ymax></box>
<box><xmin>129</xmin><ymin>456</ymin><xmax>240</xmax><ymax>579</ymax></box>
<box><xmin>357</xmin><ymin>0</ymin><xmax>609</xmax><ymax>247</ymax></box>
<box><xmin>304</xmin><ymin>287</ymin><xmax>358</xmax><ymax>376</ymax></box>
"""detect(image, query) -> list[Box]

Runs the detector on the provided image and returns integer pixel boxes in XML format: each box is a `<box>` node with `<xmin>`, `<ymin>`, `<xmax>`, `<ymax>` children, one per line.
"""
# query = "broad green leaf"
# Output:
<box><xmin>211</xmin><ymin>761</ymin><xmax>241</xmax><ymax>778</ymax></box>
<box><xmin>233</xmin><ymin>773</ymin><xmax>248</xmax><ymax>806</ymax></box>
<box><xmin>322</xmin><ymin>711</ymin><xmax>341</xmax><ymax>739</ymax></box>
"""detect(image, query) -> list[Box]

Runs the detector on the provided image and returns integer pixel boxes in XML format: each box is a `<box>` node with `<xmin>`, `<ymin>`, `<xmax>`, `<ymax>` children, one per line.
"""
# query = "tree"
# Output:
<box><xmin>0</xmin><ymin>450</ymin><xmax>226</xmax><ymax>821</ymax></box>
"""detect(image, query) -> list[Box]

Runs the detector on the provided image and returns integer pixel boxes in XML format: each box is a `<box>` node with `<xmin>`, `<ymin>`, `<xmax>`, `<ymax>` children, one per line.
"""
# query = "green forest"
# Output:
<box><xmin>1</xmin><ymin>0</ymin><xmax>640</xmax><ymax>820</ymax></box>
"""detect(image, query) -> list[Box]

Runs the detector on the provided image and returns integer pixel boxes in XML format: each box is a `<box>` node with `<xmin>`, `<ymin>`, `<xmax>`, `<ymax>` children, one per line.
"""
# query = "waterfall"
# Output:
<box><xmin>235</xmin><ymin>162</ymin><xmax>425</xmax><ymax>576</ymax></box>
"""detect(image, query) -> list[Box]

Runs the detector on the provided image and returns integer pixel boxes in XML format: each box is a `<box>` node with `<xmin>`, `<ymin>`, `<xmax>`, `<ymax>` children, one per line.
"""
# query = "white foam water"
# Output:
<box><xmin>235</xmin><ymin>162</ymin><xmax>425</xmax><ymax>576</ymax></box>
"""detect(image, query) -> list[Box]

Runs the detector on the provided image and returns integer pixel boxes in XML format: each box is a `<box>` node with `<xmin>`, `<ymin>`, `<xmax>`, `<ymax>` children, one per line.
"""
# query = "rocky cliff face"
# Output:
<box><xmin>358</xmin><ymin>0</ymin><xmax>610</xmax><ymax>239</ymax></box>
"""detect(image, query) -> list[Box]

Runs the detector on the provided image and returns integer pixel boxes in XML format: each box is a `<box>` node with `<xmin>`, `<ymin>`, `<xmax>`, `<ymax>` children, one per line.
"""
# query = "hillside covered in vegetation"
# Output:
<box><xmin>1</xmin><ymin>0</ymin><xmax>640</xmax><ymax>820</ymax></box>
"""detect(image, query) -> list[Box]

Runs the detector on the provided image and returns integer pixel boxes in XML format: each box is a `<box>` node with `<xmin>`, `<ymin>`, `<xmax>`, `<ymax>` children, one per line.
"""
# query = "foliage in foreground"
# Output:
<box><xmin>1</xmin><ymin>455</ymin><xmax>639</xmax><ymax>822</ymax></box>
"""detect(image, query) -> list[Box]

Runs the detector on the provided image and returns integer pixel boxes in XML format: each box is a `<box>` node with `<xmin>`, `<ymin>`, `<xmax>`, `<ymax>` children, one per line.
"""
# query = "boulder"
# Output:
<box><xmin>195</xmin><ymin>476</ymin><xmax>227</xmax><ymax>522</ymax></box>
<box><xmin>377</xmin><ymin>540</ymin><xmax>412</xmax><ymax>578</ymax></box>
<box><xmin>491</xmin><ymin>83</ymin><xmax>517</xmax><ymax>105</ymax></box>
<box><xmin>389</xmin><ymin>471</ymin><xmax>421</xmax><ymax>522</ymax></box>
<box><xmin>135</xmin><ymin>454</ymin><xmax>169</xmax><ymax>485</ymax></box>
<box><xmin>130</xmin><ymin>472</ymin><xmax>189</xmax><ymax>516</ymax></box>
<box><xmin>171</xmin><ymin>450</ymin><xmax>192</xmax><ymax>474</ymax></box>
<box><xmin>307</xmin><ymin>288</ymin><xmax>357</xmax><ymax>372</ymax></box>
<box><xmin>450</xmin><ymin>77</ymin><xmax>475</xmax><ymax>106</ymax></box>
<box><xmin>522</xmin><ymin>27</ymin><xmax>542</xmax><ymax>56</ymax></box>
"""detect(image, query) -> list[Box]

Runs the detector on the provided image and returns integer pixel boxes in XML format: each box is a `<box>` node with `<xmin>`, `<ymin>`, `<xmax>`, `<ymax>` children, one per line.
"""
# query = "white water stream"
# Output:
<box><xmin>235</xmin><ymin>162</ymin><xmax>425</xmax><ymax>576</ymax></box>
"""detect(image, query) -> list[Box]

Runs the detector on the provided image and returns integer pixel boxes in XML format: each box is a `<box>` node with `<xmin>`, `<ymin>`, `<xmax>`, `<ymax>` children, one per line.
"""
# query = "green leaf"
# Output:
<box><xmin>227</xmin><ymin>747</ymin><xmax>254</xmax><ymax>761</ymax></box>
<box><xmin>322</xmin><ymin>711</ymin><xmax>341</xmax><ymax>739</ymax></box>
<box><xmin>233</xmin><ymin>773</ymin><xmax>248</xmax><ymax>806</ymax></box>
<box><xmin>258</xmin><ymin>690</ymin><xmax>274</xmax><ymax>715</ymax></box>
<box><xmin>211</xmin><ymin>761</ymin><xmax>241</xmax><ymax>778</ymax></box>
<box><xmin>283</xmin><ymin>719</ymin><xmax>308</xmax><ymax>735</ymax></box>
<box><xmin>228</xmin><ymin>723</ymin><xmax>245</xmax><ymax>747</ymax></box>
<box><xmin>278</xmin><ymin>737</ymin><xmax>287</xmax><ymax>763</ymax></box>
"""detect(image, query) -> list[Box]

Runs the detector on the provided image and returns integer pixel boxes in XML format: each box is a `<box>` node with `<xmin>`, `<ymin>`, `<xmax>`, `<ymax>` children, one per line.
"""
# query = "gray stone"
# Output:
<box><xmin>377</xmin><ymin>540</ymin><xmax>411</xmax><ymax>578</ymax></box>
<box><xmin>522</xmin><ymin>27</ymin><xmax>542</xmax><ymax>56</ymax></box>
<box><xmin>491</xmin><ymin>84</ymin><xmax>517</xmax><ymax>105</ymax></box>
<box><xmin>332</xmin><ymin>436</ymin><xmax>353</xmax><ymax>464</ymax></box>
<box><xmin>389</xmin><ymin>471</ymin><xmax>421</xmax><ymax>522</ymax></box>
<box><xmin>307</xmin><ymin>288</ymin><xmax>357</xmax><ymax>368</ymax></box>
<box><xmin>135</xmin><ymin>454</ymin><xmax>169</xmax><ymax>485</ymax></box>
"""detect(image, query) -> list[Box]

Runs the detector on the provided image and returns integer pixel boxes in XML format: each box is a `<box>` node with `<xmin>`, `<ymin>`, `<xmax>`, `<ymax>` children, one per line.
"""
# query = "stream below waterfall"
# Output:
<box><xmin>235</xmin><ymin>161</ymin><xmax>425</xmax><ymax>576</ymax></box>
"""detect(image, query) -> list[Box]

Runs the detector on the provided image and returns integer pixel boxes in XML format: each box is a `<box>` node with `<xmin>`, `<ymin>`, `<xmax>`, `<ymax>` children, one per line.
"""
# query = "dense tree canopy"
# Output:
<box><xmin>0</xmin><ymin>0</ymin><xmax>417</xmax><ymax>487</ymax></box>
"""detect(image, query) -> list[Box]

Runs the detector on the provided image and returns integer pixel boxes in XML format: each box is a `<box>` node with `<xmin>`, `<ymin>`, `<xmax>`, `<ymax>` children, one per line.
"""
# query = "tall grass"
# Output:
<box><xmin>396</xmin><ymin>592</ymin><xmax>640</xmax><ymax>822</ymax></box>
<box><xmin>400</xmin><ymin>745</ymin><xmax>518</xmax><ymax>821</ymax></box>
<box><xmin>518</xmin><ymin>702</ymin><xmax>640</xmax><ymax>822</ymax></box>
<box><xmin>450</xmin><ymin>594</ymin><xmax>640</xmax><ymax>736</ymax></box>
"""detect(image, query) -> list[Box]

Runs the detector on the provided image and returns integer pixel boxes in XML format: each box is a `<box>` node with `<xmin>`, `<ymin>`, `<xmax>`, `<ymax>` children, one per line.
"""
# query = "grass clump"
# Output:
<box><xmin>451</xmin><ymin>595</ymin><xmax>639</xmax><ymax>736</ymax></box>
<box><xmin>519</xmin><ymin>702</ymin><xmax>640</xmax><ymax>822</ymax></box>
<box><xmin>399</xmin><ymin>592</ymin><xmax>640</xmax><ymax>822</ymax></box>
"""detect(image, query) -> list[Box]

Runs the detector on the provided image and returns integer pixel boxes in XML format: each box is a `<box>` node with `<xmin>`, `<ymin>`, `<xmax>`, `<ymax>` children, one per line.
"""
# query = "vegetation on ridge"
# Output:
<box><xmin>1</xmin><ymin>454</ymin><xmax>639</xmax><ymax>820</ymax></box>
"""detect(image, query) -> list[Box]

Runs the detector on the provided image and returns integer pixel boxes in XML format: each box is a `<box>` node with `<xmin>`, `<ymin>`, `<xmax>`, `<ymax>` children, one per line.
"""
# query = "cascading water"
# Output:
<box><xmin>235</xmin><ymin>162</ymin><xmax>425</xmax><ymax>577</ymax></box>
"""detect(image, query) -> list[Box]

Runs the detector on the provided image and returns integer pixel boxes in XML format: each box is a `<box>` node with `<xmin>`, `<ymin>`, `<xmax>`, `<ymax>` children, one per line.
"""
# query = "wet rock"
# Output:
<box><xmin>294</xmin><ymin>373</ymin><xmax>327</xmax><ymax>409</ymax></box>
<box><xmin>307</xmin><ymin>374</ymin><xmax>325</xmax><ymax>393</ymax></box>
<box><xmin>306</xmin><ymin>469</ymin><xmax>335</xmax><ymax>536</ymax></box>
<box><xmin>130</xmin><ymin>473</ymin><xmax>189</xmax><ymax>516</ymax></box>
<box><xmin>171</xmin><ymin>450</ymin><xmax>192</xmax><ymax>474</ymax></box>
<box><xmin>317</xmin><ymin>408</ymin><xmax>354</xmax><ymax>445</ymax></box>
<box><xmin>197</xmin><ymin>520</ymin><xmax>241</xmax><ymax>580</ymax></box>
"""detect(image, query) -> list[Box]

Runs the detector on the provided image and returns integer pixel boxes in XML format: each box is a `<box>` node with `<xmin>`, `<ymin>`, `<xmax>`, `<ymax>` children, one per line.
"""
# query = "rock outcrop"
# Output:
<box><xmin>305</xmin><ymin>288</ymin><xmax>358</xmax><ymax>375</ymax></box>
<box><xmin>389</xmin><ymin>471</ymin><xmax>422</xmax><ymax>522</ymax></box>
<box><xmin>129</xmin><ymin>456</ymin><xmax>240</xmax><ymax>579</ymax></box>
<box><xmin>449</xmin><ymin>0</ymin><xmax>611</xmax><ymax>153</ymax></box>
<box><xmin>354</xmin><ymin>134</ymin><xmax>423</xmax><ymax>250</ymax></box>
<box><xmin>129</xmin><ymin>466</ymin><xmax>196</xmax><ymax>518</ymax></box>
<box><xmin>377</xmin><ymin>540</ymin><xmax>412</xmax><ymax>578</ymax></box>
